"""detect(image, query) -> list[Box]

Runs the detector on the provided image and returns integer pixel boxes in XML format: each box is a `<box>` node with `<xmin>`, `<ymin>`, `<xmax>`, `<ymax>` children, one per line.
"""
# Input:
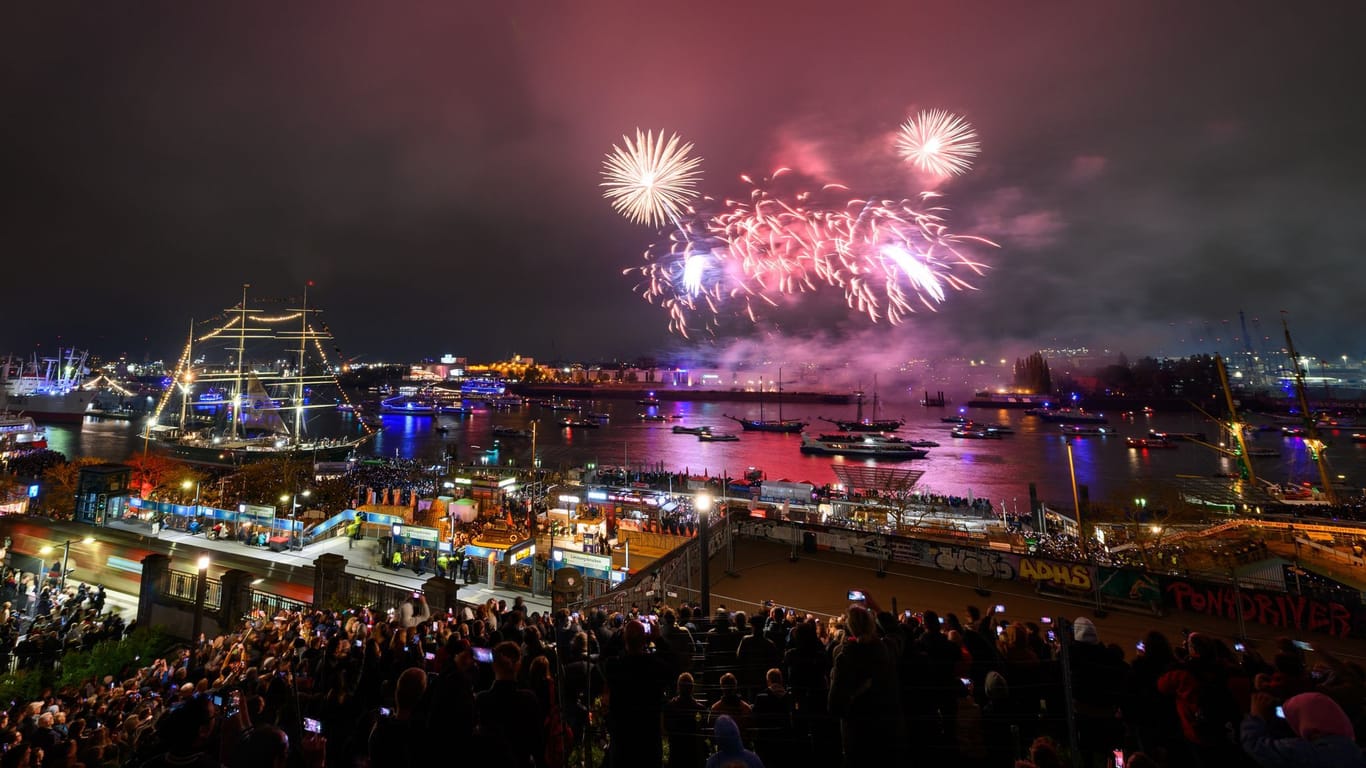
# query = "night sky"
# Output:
<box><xmin>4</xmin><ymin>1</ymin><xmax>1364</xmax><ymax>365</ymax></box>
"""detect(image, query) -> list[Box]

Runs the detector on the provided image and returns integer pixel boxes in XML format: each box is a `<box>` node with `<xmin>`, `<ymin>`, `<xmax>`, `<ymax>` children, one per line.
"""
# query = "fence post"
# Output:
<box><xmin>314</xmin><ymin>553</ymin><xmax>348</xmax><ymax>609</ymax></box>
<box><xmin>137</xmin><ymin>553</ymin><xmax>171</xmax><ymax>629</ymax></box>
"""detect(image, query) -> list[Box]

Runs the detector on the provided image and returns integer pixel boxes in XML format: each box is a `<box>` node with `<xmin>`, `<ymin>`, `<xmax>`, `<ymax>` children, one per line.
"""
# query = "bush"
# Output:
<box><xmin>56</xmin><ymin>627</ymin><xmax>173</xmax><ymax>690</ymax></box>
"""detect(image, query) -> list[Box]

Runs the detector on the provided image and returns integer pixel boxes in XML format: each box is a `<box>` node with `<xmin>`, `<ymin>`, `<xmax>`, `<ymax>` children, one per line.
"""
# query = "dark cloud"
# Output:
<box><xmin>2</xmin><ymin>0</ymin><xmax>1363</xmax><ymax>364</ymax></box>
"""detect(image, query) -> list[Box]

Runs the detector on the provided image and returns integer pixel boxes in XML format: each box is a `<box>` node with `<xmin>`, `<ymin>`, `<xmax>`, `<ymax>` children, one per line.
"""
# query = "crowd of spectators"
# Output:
<box><xmin>4</xmin><ymin>581</ymin><xmax>1364</xmax><ymax>768</ymax></box>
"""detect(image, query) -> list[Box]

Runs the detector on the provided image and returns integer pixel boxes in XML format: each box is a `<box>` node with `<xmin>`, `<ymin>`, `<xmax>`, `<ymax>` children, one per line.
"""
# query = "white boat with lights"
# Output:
<box><xmin>0</xmin><ymin>413</ymin><xmax>47</xmax><ymax>454</ymax></box>
<box><xmin>0</xmin><ymin>349</ymin><xmax>113</xmax><ymax>423</ymax></box>
<box><xmin>800</xmin><ymin>433</ymin><xmax>929</xmax><ymax>459</ymax></box>
<box><xmin>1059</xmin><ymin>424</ymin><xmax>1114</xmax><ymax>437</ymax></box>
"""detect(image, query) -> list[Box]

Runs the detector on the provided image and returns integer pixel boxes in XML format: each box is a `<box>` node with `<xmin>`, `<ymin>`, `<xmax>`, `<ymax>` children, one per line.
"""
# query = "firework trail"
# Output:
<box><xmin>601</xmin><ymin>129</ymin><xmax>703</xmax><ymax>228</ymax></box>
<box><xmin>896</xmin><ymin>109</ymin><xmax>980</xmax><ymax>177</ymax></box>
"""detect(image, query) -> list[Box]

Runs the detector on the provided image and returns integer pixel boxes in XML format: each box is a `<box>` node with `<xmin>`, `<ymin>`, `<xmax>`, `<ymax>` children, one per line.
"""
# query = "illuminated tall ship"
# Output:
<box><xmin>144</xmin><ymin>284</ymin><xmax>373</xmax><ymax>466</ymax></box>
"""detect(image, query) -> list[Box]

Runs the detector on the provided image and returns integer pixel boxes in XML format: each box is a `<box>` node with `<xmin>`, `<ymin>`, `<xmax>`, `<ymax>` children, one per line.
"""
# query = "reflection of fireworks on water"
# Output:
<box><xmin>896</xmin><ymin>109</ymin><xmax>980</xmax><ymax>177</ymax></box>
<box><xmin>601</xmin><ymin>129</ymin><xmax>703</xmax><ymax>228</ymax></box>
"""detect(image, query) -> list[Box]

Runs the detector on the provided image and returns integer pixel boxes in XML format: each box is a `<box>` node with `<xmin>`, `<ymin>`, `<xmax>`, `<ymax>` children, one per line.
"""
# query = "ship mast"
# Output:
<box><xmin>178</xmin><ymin>319</ymin><xmax>194</xmax><ymax>433</ymax></box>
<box><xmin>1215</xmin><ymin>354</ymin><xmax>1256</xmax><ymax>485</ymax></box>
<box><xmin>294</xmin><ymin>282</ymin><xmax>309</xmax><ymax>443</ymax></box>
<box><xmin>1281</xmin><ymin>313</ymin><xmax>1336</xmax><ymax>505</ymax></box>
<box><xmin>230</xmin><ymin>284</ymin><xmax>250</xmax><ymax>440</ymax></box>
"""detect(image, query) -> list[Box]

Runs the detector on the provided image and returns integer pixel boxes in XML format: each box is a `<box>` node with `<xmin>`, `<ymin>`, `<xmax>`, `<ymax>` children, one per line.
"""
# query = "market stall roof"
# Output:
<box><xmin>831</xmin><ymin>466</ymin><xmax>923</xmax><ymax>492</ymax></box>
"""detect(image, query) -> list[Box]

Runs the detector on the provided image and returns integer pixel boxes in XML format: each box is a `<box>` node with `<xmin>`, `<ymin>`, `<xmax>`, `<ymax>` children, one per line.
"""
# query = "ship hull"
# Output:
<box><xmin>151</xmin><ymin>437</ymin><xmax>366</xmax><ymax>467</ymax></box>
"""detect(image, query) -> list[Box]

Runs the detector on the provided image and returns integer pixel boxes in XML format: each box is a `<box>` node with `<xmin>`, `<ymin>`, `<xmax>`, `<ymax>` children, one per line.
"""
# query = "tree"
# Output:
<box><xmin>41</xmin><ymin>457</ymin><xmax>105</xmax><ymax>515</ymax></box>
<box><xmin>124</xmin><ymin>453</ymin><xmax>190</xmax><ymax>499</ymax></box>
<box><xmin>1012</xmin><ymin>352</ymin><xmax>1052</xmax><ymax>394</ymax></box>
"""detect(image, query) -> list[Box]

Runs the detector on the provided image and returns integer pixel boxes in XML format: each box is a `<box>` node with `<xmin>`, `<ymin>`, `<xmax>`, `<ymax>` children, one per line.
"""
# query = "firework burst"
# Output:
<box><xmin>601</xmin><ymin>129</ymin><xmax>703</xmax><ymax>227</ymax></box>
<box><xmin>896</xmin><ymin>109</ymin><xmax>980</xmax><ymax>177</ymax></box>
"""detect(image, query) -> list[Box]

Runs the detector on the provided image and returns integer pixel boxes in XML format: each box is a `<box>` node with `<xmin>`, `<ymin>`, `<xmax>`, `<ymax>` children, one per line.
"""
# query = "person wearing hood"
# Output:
<box><xmin>1241</xmin><ymin>691</ymin><xmax>1366</xmax><ymax>767</ymax></box>
<box><xmin>705</xmin><ymin>715</ymin><xmax>764</xmax><ymax>768</ymax></box>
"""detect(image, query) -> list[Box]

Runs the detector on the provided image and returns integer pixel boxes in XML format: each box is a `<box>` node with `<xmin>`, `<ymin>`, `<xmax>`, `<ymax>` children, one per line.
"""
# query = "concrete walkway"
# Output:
<box><xmin>105</xmin><ymin>520</ymin><xmax>550</xmax><ymax>614</ymax></box>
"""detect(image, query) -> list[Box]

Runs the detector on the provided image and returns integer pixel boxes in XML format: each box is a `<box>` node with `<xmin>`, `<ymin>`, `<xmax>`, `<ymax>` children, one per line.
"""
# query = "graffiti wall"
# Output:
<box><xmin>1162</xmin><ymin>578</ymin><xmax>1365</xmax><ymax>639</ymax></box>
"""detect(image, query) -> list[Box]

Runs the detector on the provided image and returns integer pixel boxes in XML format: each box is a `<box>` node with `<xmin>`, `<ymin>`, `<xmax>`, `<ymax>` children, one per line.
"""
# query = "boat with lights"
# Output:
<box><xmin>800</xmin><ymin>433</ymin><xmax>929</xmax><ymax>459</ymax></box>
<box><xmin>145</xmin><ymin>285</ymin><xmax>373</xmax><ymax>466</ymax></box>
<box><xmin>821</xmin><ymin>376</ymin><xmax>904</xmax><ymax>432</ymax></box>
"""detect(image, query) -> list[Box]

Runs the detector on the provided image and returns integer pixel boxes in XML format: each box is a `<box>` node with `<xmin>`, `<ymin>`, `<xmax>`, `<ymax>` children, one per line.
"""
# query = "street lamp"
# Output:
<box><xmin>1065</xmin><ymin>442</ymin><xmax>1086</xmax><ymax>559</ymax></box>
<box><xmin>696</xmin><ymin>491</ymin><xmax>712</xmax><ymax>622</ymax></box>
<box><xmin>183</xmin><ymin>479</ymin><xmax>201</xmax><ymax>529</ymax></box>
<box><xmin>192</xmin><ymin>554</ymin><xmax>211</xmax><ymax>641</ymax></box>
<box><xmin>280</xmin><ymin>490</ymin><xmax>312</xmax><ymax>551</ymax></box>
<box><xmin>39</xmin><ymin>536</ymin><xmax>96</xmax><ymax>590</ymax></box>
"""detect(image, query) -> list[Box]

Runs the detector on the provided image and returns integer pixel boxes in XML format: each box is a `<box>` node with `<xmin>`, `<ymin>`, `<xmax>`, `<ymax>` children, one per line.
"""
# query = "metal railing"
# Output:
<box><xmin>162</xmin><ymin>569</ymin><xmax>222</xmax><ymax>610</ymax></box>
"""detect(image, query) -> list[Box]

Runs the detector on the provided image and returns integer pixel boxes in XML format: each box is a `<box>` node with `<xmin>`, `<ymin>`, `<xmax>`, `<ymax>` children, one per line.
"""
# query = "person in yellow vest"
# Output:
<box><xmin>391</xmin><ymin>548</ymin><xmax>403</xmax><ymax>570</ymax></box>
<box><xmin>436</xmin><ymin>552</ymin><xmax>449</xmax><ymax>579</ymax></box>
<box><xmin>346</xmin><ymin>520</ymin><xmax>360</xmax><ymax>549</ymax></box>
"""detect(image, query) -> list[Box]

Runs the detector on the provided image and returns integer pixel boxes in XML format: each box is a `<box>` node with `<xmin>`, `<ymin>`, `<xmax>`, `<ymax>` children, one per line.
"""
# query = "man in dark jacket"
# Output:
<box><xmin>604</xmin><ymin>620</ymin><xmax>671</xmax><ymax>768</ymax></box>
<box><xmin>829</xmin><ymin>603</ymin><xmax>902</xmax><ymax>767</ymax></box>
<box><xmin>473</xmin><ymin>641</ymin><xmax>543</xmax><ymax>766</ymax></box>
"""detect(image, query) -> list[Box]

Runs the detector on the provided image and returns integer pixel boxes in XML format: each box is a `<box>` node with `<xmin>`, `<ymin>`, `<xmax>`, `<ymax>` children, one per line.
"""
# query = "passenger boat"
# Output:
<box><xmin>1126</xmin><ymin>436</ymin><xmax>1177</xmax><ymax>450</ymax></box>
<box><xmin>672</xmin><ymin>425</ymin><xmax>711</xmax><ymax>435</ymax></box>
<box><xmin>492</xmin><ymin>425</ymin><xmax>532</xmax><ymax>438</ymax></box>
<box><xmin>559</xmin><ymin>418</ymin><xmax>599</xmax><ymax>429</ymax></box>
<box><xmin>637</xmin><ymin>392</ymin><xmax>662</xmax><ymax>406</ymax></box>
<box><xmin>800</xmin><ymin>433</ymin><xmax>929</xmax><ymax>459</ymax></box>
<box><xmin>1027</xmin><ymin>408</ymin><xmax>1109</xmax><ymax>424</ymax></box>
<box><xmin>698</xmin><ymin>432</ymin><xmax>739</xmax><ymax>442</ymax></box>
<box><xmin>0</xmin><ymin>413</ymin><xmax>47</xmax><ymax>454</ymax></box>
<box><xmin>638</xmin><ymin>413</ymin><xmax>667</xmax><ymax>422</ymax></box>
<box><xmin>1059</xmin><ymin>424</ymin><xmax>1113</xmax><ymax>437</ymax></box>
<box><xmin>950</xmin><ymin>426</ymin><xmax>1004</xmax><ymax>440</ymax></box>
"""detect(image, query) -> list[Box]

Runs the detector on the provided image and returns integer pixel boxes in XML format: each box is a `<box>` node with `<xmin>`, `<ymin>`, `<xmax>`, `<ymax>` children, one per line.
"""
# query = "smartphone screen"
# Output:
<box><xmin>473</xmin><ymin>647</ymin><xmax>494</xmax><ymax>663</ymax></box>
<box><xmin>379</xmin><ymin>707</ymin><xmax>391</xmax><ymax>717</ymax></box>
<box><xmin>1293</xmin><ymin>640</ymin><xmax>1314</xmax><ymax>651</ymax></box>
<box><xmin>1275</xmin><ymin>705</ymin><xmax>1285</xmax><ymax>719</ymax></box>
<box><xmin>303</xmin><ymin>718</ymin><xmax>322</xmax><ymax>734</ymax></box>
<box><xmin>1039</xmin><ymin>617</ymin><xmax>1052</xmax><ymax>624</ymax></box>
<box><xmin>424</xmin><ymin>652</ymin><xmax>435</xmax><ymax>661</ymax></box>
<box><xmin>847</xmin><ymin>590</ymin><xmax>866</xmax><ymax>601</ymax></box>
<box><xmin>994</xmin><ymin>604</ymin><xmax>1006</xmax><ymax>614</ymax></box>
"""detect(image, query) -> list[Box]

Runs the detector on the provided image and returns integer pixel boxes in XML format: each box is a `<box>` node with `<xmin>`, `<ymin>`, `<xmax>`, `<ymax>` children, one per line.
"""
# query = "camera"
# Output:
<box><xmin>379</xmin><ymin>707</ymin><xmax>391</xmax><ymax>717</ymax></box>
<box><xmin>1039</xmin><ymin>617</ymin><xmax>1052</xmax><ymax>625</ymax></box>
<box><xmin>1234</xmin><ymin>642</ymin><xmax>1246</xmax><ymax>652</ymax></box>
<box><xmin>994</xmin><ymin>604</ymin><xmax>1006</xmax><ymax>614</ymax></box>
<box><xmin>847</xmin><ymin>589</ymin><xmax>866</xmax><ymax>601</ymax></box>
<box><xmin>424</xmin><ymin>652</ymin><xmax>435</xmax><ymax>661</ymax></box>
<box><xmin>1275</xmin><ymin>705</ymin><xmax>1285</xmax><ymax>719</ymax></box>
<box><xmin>1136</xmin><ymin>641</ymin><xmax>1146</xmax><ymax>652</ymax></box>
<box><xmin>303</xmin><ymin>718</ymin><xmax>322</xmax><ymax>734</ymax></box>
<box><xmin>473</xmin><ymin>647</ymin><xmax>494</xmax><ymax>663</ymax></box>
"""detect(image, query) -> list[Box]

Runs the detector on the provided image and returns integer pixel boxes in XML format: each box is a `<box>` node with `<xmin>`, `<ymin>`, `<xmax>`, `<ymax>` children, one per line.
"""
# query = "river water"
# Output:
<box><xmin>42</xmin><ymin>392</ymin><xmax>1366</xmax><ymax>510</ymax></box>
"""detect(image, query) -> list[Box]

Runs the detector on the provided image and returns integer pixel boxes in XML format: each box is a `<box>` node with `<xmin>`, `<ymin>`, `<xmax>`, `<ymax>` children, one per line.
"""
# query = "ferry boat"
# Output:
<box><xmin>950</xmin><ymin>426</ymin><xmax>1005</xmax><ymax>440</ymax></box>
<box><xmin>965</xmin><ymin>391</ymin><xmax>1051</xmax><ymax>408</ymax></box>
<box><xmin>492</xmin><ymin>425</ymin><xmax>533</xmax><ymax>438</ymax></box>
<box><xmin>1059</xmin><ymin>424</ymin><xmax>1114</xmax><ymax>437</ymax></box>
<box><xmin>637</xmin><ymin>392</ymin><xmax>662</xmax><ymax>406</ymax></box>
<box><xmin>1027</xmin><ymin>408</ymin><xmax>1109</xmax><ymax>424</ymax></box>
<box><xmin>0</xmin><ymin>413</ymin><xmax>47</xmax><ymax>454</ymax></box>
<box><xmin>559</xmin><ymin>418</ymin><xmax>599</xmax><ymax>429</ymax></box>
<box><xmin>698</xmin><ymin>432</ymin><xmax>739</xmax><ymax>442</ymax></box>
<box><xmin>638</xmin><ymin>413</ymin><xmax>667</xmax><ymax>422</ymax></box>
<box><xmin>1126</xmin><ymin>436</ymin><xmax>1177</xmax><ymax>450</ymax></box>
<box><xmin>672</xmin><ymin>425</ymin><xmax>712</xmax><ymax>435</ymax></box>
<box><xmin>800</xmin><ymin>433</ymin><xmax>929</xmax><ymax>460</ymax></box>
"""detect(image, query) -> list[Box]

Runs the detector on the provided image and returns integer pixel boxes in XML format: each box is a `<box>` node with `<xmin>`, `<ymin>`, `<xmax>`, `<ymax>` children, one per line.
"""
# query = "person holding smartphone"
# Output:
<box><xmin>397</xmin><ymin>592</ymin><xmax>429</xmax><ymax>629</ymax></box>
<box><xmin>828</xmin><ymin>601</ymin><xmax>902</xmax><ymax>765</ymax></box>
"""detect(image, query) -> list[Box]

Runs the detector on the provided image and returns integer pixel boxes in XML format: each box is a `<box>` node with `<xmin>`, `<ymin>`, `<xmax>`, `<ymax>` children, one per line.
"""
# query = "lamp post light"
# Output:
<box><xmin>39</xmin><ymin>536</ymin><xmax>96</xmax><ymax>590</ymax></box>
<box><xmin>182</xmin><ymin>479</ymin><xmax>201</xmax><ymax>512</ymax></box>
<box><xmin>696</xmin><ymin>491</ymin><xmax>712</xmax><ymax>622</ymax></box>
<box><xmin>192</xmin><ymin>553</ymin><xmax>211</xmax><ymax>641</ymax></box>
<box><xmin>1066</xmin><ymin>441</ymin><xmax>1086</xmax><ymax>559</ymax></box>
<box><xmin>280</xmin><ymin>490</ymin><xmax>312</xmax><ymax>551</ymax></box>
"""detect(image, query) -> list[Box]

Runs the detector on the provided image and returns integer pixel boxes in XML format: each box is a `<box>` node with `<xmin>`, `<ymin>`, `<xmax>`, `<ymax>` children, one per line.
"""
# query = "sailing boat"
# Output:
<box><xmin>145</xmin><ymin>284</ymin><xmax>374</xmax><ymax>466</ymax></box>
<box><xmin>821</xmin><ymin>375</ymin><xmax>904</xmax><ymax>432</ymax></box>
<box><xmin>724</xmin><ymin>369</ymin><xmax>806</xmax><ymax>433</ymax></box>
